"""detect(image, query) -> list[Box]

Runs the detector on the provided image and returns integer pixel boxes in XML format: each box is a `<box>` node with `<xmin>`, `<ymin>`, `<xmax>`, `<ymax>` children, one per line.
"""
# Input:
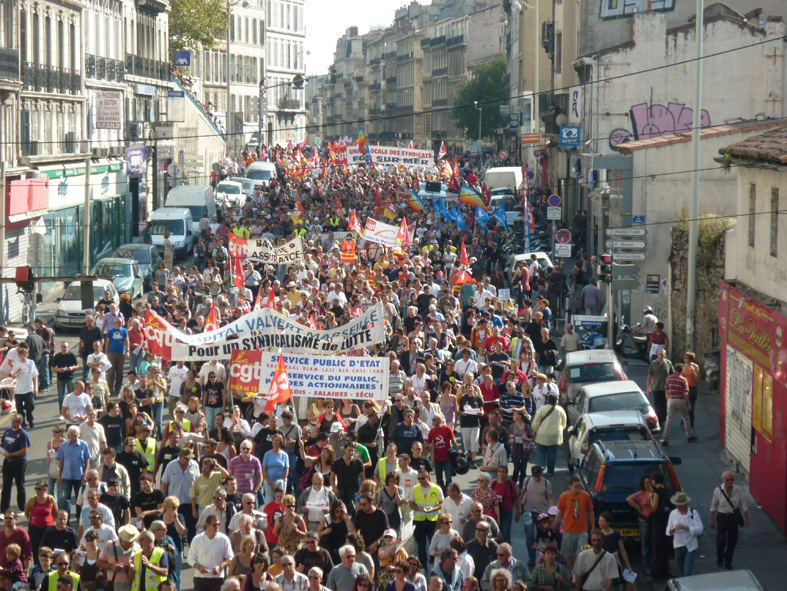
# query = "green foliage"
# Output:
<box><xmin>169</xmin><ymin>0</ymin><xmax>231</xmax><ymax>56</ymax></box>
<box><xmin>671</xmin><ymin>209</ymin><xmax>733</xmax><ymax>270</ymax></box>
<box><xmin>452</xmin><ymin>55</ymin><xmax>508</xmax><ymax>142</ymax></box>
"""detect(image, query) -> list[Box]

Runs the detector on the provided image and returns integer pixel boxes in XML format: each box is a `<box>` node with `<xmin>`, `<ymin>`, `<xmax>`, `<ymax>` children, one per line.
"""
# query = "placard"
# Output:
<box><xmin>167</xmin><ymin>90</ymin><xmax>185</xmax><ymax>122</ymax></box>
<box><xmin>363</xmin><ymin>218</ymin><xmax>400</xmax><ymax>248</ymax></box>
<box><xmin>228</xmin><ymin>350</ymin><xmax>389</xmax><ymax>401</ymax></box>
<box><xmin>646</xmin><ymin>274</ymin><xmax>660</xmax><ymax>294</ymax></box>
<box><xmin>498</xmin><ymin>289</ymin><xmax>510</xmax><ymax>300</ymax></box>
<box><xmin>228</xmin><ymin>234</ymin><xmax>304</xmax><ymax>265</ymax></box>
<box><xmin>346</xmin><ymin>146</ymin><xmax>433</xmax><ymax>169</ymax></box>
<box><xmin>95</xmin><ymin>90</ymin><xmax>123</xmax><ymax>130</ymax></box>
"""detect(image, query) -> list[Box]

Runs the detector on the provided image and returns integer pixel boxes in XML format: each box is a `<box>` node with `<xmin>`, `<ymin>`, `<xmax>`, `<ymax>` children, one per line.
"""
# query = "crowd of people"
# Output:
<box><xmin>0</xmin><ymin>143</ymin><xmax>752</xmax><ymax>591</ymax></box>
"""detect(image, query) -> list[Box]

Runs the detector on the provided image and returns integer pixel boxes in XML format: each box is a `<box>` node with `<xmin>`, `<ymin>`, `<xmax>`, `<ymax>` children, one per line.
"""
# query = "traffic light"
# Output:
<box><xmin>598</xmin><ymin>253</ymin><xmax>613</xmax><ymax>282</ymax></box>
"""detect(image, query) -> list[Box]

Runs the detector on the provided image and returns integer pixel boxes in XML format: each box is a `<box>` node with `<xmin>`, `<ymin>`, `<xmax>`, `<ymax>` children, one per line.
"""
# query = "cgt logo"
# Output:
<box><xmin>143</xmin><ymin>322</ymin><xmax>175</xmax><ymax>348</ymax></box>
<box><xmin>229</xmin><ymin>363</ymin><xmax>265</xmax><ymax>382</ymax></box>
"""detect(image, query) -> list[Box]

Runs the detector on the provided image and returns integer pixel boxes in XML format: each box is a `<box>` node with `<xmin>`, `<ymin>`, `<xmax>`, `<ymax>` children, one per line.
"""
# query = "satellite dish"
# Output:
<box><xmin>556</xmin><ymin>113</ymin><xmax>569</xmax><ymax>127</ymax></box>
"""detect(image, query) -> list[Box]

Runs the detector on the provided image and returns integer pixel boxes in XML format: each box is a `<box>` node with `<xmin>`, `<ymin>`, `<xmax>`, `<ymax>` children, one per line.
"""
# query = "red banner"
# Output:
<box><xmin>143</xmin><ymin>311</ymin><xmax>175</xmax><ymax>360</ymax></box>
<box><xmin>227</xmin><ymin>349</ymin><xmax>264</xmax><ymax>399</ymax></box>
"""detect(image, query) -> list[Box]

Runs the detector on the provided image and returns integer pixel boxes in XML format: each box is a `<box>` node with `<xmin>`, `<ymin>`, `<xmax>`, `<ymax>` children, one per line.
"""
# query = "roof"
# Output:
<box><xmin>617</xmin><ymin>119</ymin><xmax>787</xmax><ymax>154</ymax></box>
<box><xmin>718</xmin><ymin>124</ymin><xmax>787</xmax><ymax>165</ymax></box>
<box><xmin>666</xmin><ymin>569</ymin><xmax>764</xmax><ymax>591</ymax></box>
<box><xmin>581</xmin><ymin>380</ymin><xmax>643</xmax><ymax>396</ymax></box>
<box><xmin>582</xmin><ymin>410</ymin><xmax>647</xmax><ymax>428</ymax></box>
<box><xmin>596</xmin><ymin>440</ymin><xmax>667</xmax><ymax>461</ymax></box>
<box><xmin>565</xmin><ymin>349</ymin><xmax>620</xmax><ymax>365</ymax></box>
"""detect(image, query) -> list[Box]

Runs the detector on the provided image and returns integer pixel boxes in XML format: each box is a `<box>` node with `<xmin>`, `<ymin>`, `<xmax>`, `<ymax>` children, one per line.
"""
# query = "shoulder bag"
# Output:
<box><xmin>719</xmin><ymin>485</ymin><xmax>745</xmax><ymax>527</ymax></box>
<box><xmin>580</xmin><ymin>550</ymin><xmax>608</xmax><ymax>587</ymax></box>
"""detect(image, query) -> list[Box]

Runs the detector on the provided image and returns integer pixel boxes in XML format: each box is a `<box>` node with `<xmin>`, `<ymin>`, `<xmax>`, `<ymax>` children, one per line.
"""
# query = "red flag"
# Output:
<box><xmin>307</xmin><ymin>314</ymin><xmax>318</xmax><ymax>330</ymax></box>
<box><xmin>252</xmin><ymin>287</ymin><xmax>263</xmax><ymax>311</ymax></box>
<box><xmin>375</xmin><ymin>187</ymin><xmax>382</xmax><ymax>209</ymax></box>
<box><xmin>349</xmin><ymin>210</ymin><xmax>363</xmax><ymax>235</ymax></box>
<box><xmin>438</xmin><ymin>141</ymin><xmax>447</xmax><ymax>160</ymax></box>
<box><xmin>275</xmin><ymin>150</ymin><xmax>282</xmax><ymax>166</ymax></box>
<box><xmin>396</xmin><ymin>217</ymin><xmax>411</xmax><ymax>247</ymax></box>
<box><xmin>232</xmin><ymin>257</ymin><xmax>244</xmax><ymax>290</ymax></box>
<box><xmin>265</xmin><ymin>354</ymin><xmax>293</xmax><ymax>413</ymax></box>
<box><xmin>460</xmin><ymin>239</ymin><xmax>468</xmax><ymax>267</ymax></box>
<box><xmin>265</xmin><ymin>288</ymin><xmax>277</xmax><ymax>309</ymax></box>
<box><xmin>205</xmin><ymin>301</ymin><xmax>219</xmax><ymax>332</ymax></box>
<box><xmin>408</xmin><ymin>140</ymin><xmax>414</xmax><ymax>149</ymax></box>
<box><xmin>333</xmin><ymin>199</ymin><xmax>342</xmax><ymax>217</ymax></box>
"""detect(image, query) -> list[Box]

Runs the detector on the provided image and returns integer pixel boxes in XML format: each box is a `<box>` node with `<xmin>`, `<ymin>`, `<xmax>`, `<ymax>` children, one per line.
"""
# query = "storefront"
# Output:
<box><xmin>718</xmin><ymin>280</ymin><xmax>787</xmax><ymax>534</ymax></box>
<box><xmin>38</xmin><ymin>158</ymin><xmax>130</xmax><ymax>282</ymax></box>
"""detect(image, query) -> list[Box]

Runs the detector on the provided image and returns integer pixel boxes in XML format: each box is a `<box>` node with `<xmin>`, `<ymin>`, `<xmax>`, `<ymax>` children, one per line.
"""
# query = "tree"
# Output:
<box><xmin>452</xmin><ymin>55</ymin><xmax>508</xmax><ymax>142</ymax></box>
<box><xmin>169</xmin><ymin>0</ymin><xmax>231</xmax><ymax>57</ymax></box>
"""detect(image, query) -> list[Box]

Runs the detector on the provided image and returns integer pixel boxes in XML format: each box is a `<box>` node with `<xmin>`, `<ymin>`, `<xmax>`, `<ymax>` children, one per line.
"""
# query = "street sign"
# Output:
<box><xmin>612</xmin><ymin>279</ymin><xmax>641</xmax><ymax>290</ymax></box>
<box><xmin>559</xmin><ymin>126</ymin><xmax>581</xmax><ymax>148</ymax></box>
<box><xmin>606</xmin><ymin>228</ymin><xmax>646</xmax><ymax>236</ymax></box>
<box><xmin>612</xmin><ymin>252</ymin><xmax>648</xmax><ymax>261</ymax></box>
<box><xmin>526</xmin><ymin>170</ymin><xmax>535</xmax><ymax>180</ymax></box>
<box><xmin>612</xmin><ymin>264</ymin><xmax>640</xmax><ymax>276</ymax></box>
<box><xmin>607</xmin><ymin>241</ymin><xmax>647</xmax><ymax>248</ymax></box>
<box><xmin>547</xmin><ymin>206</ymin><xmax>562</xmax><ymax>220</ymax></box>
<box><xmin>174</xmin><ymin>51</ymin><xmax>191</xmax><ymax>67</ymax></box>
<box><xmin>155</xmin><ymin>126</ymin><xmax>174</xmax><ymax>139</ymax></box>
<box><xmin>521</xmin><ymin>133</ymin><xmax>541</xmax><ymax>145</ymax></box>
<box><xmin>633</xmin><ymin>215</ymin><xmax>646</xmax><ymax>224</ymax></box>
<box><xmin>555</xmin><ymin>243</ymin><xmax>572</xmax><ymax>257</ymax></box>
<box><xmin>498</xmin><ymin>150</ymin><xmax>509</xmax><ymax>161</ymax></box>
<box><xmin>556</xmin><ymin>228</ymin><xmax>572</xmax><ymax>244</ymax></box>
<box><xmin>573</xmin><ymin>314</ymin><xmax>606</xmax><ymax>327</ymax></box>
<box><xmin>548</xmin><ymin>194</ymin><xmax>561</xmax><ymax>207</ymax></box>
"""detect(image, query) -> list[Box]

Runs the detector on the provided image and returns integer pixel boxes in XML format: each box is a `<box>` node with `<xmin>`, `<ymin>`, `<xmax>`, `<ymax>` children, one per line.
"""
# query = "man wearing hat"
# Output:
<box><xmin>161</xmin><ymin>449</ymin><xmax>200</xmax><ymax>544</ymax></box>
<box><xmin>666</xmin><ymin>491</ymin><xmax>703</xmax><ymax>577</ymax></box>
<box><xmin>100</xmin><ymin>524</ymin><xmax>141</xmax><ymax>591</ymax></box>
<box><xmin>99</xmin><ymin>477</ymin><xmax>131</xmax><ymax>530</ymax></box>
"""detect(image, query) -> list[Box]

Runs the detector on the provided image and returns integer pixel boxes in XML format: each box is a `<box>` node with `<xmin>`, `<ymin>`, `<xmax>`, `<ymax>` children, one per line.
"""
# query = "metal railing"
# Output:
<box><xmin>0</xmin><ymin>47</ymin><xmax>19</xmax><ymax>80</ymax></box>
<box><xmin>277</xmin><ymin>98</ymin><xmax>300</xmax><ymax>110</ymax></box>
<box><xmin>125</xmin><ymin>54</ymin><xmax>168</xmax><ymax>81</ymax></box>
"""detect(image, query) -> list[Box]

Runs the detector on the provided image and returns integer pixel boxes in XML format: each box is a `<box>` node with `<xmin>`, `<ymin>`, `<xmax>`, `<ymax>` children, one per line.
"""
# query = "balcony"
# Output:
<box><xmin>369</xmin><ymin>81</ymin><xmax>381</xmax><ymax>91</ymax></box>
<box><xmin>355</xmin><ymin>75</ymin><xmax>364</xmax><ymax>83</ymax></box>
<box><xmin>431</xmin><ymin>35</ymin><xmax>446</xmax><ymax>47</ymax></box>
<box><xmin>385</xmin><ymin>76</ymin><xmax>397</xmax><ymax>84</ymax></box>
<box><xmin>22</xmin><ymin>62</ymin><xmax>80</xmax><ymax>94</ymax></box>
<box><xmin>368</xmin><ymin>57</ymin><xmax>381</xmax><ymax>67</ymax></box>
<box><xmin>396</xmin><ymin>52</ymin><xmax>414</xmax><ymax>62</ymax></box>
<box><xmin>446</xmin><ymin>34</ymin><xmax>465</xmax><ymax>48</ymax></box>
<box><xmin>277</xmin><ymin>98</ymin><xmax>301</xmax><ymax>110</ymax></box>
<box><xmin>96</xmin><ymin>56</ymin><xmax>106</xmax><ymax>80</ymax></box>
<box><xmin>432</xmin><ymin>67</ymin><xmax>448</xmax><ymax>77</ymax></box>
<box><xmin>421</xmin><ymin>39</ymin><xmax>430</xmax><ymax>49</ymax></box>
<box><xmin>125</xmin><ymin>54</ymin><xmax>169</xmax><ymax>81</ymax></box>
<box><xmin>0</xmin><ymin>47</ymin><xmax>19</xmax><ymax>80</ymax></box>
<box><xmin>344</xmin><ymin>81</ymin><xmax>352</xmax><ymax>89</ymax></box>
<box><xmin>433</xmin><ymin>98</ymin><xmax>448</xmax><ymax>107</ymax></box>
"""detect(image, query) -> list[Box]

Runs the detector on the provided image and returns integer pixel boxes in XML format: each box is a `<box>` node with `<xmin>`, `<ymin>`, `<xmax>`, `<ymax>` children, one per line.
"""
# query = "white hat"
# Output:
<box><xmin>330</xmin><ymin>422</ymin><xmax>344</xmax><ymax>434</ymax></box>
<box><xmin>383</xmin><ymin>528</ymin><xmax>398</xmax><ymax>539</ymax></box>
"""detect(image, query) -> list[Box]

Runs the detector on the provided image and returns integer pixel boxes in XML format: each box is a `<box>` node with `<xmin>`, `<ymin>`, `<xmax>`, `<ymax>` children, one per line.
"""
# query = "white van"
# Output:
<box><xmin>165</xmin><ymin>185</ymin><xmax>215</xmax><ymax>233</ymax></box>
<box><xmin>418</xmin><ymin>182</ymin><xmax>459</xmax><ymax>204</ymax></box>
<box><xmin>246</xmin><ymin>161</ymin><xmax>277</xmax><ymax>190</ymax></box>
<box><xmin>485</xmin><ymin>167</ymin><xmax>524</xmax><ymax>194</ymax></box>
<box><xmin>150</xmin><ymin>208</ymin><xmax>195</xmax><ymax>260</ymax></box>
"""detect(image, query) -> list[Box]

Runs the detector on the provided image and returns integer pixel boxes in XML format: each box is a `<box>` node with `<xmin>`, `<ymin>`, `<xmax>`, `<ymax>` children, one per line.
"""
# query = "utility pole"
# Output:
<box><xmin>686</xmin><ymin>0</ymin><xmax>704</xmax><ymax>351</ymax></box>
<box><xmin>0</xmin><ymin>161</ymin><xmax>5</xmax><ymax>323</ymax></box>
<box><xmin>83</xmin><ymin>158</ymin><xmax>91</xmax><ymax>274</ymax></box>
<box><xmin>474</xmin><ymin>101</ymin><xmax>482</xmax><ymax>142</ymax></box>
<box><xmin>227</xmin><ymin>0</ymin><xmax>232</xmax><ymax>154</ymax></box>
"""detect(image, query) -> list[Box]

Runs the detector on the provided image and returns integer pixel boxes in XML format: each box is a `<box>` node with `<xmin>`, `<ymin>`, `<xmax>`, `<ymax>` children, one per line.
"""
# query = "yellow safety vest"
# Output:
<box><xmin>377</xmin><ymin>457</ymin><xmax>394</xmax><ymax>482</ymax></box>
<box><xmin>168</xmin><ymin>419</ymin><xmax>192</xmax><ymax>433</ymax></box>
<box><xmin>132</xmin><ymin>547</ymin><xmax>167</xmax><ymax>591</ymax></box>
<box><xmin>136</xmin><ymin>438</ymin><xmax>156</xmax><ymax>472</ymax></box>
<box><xmin>330</xmin><ymin>218</ymin><xmax>340</xmax><ymax>227</ymax></box>
<box><xmin>46</xmin><ymin>571</ymin><xmax>80</xmax><ymax>591</ymax></box>
<box><xmin>413</xmin><ymin>483</ymin><xmax>442</xmax><ymax>522</ymax></box>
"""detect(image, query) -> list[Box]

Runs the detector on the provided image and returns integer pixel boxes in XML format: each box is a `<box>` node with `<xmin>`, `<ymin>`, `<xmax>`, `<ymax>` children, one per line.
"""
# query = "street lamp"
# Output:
<box><xmin>227</xmin><ymin>0</ymin><xmax>250</xmax><ymax>151</ymax></box>
<box><xmin>474</xmin><ymin>100</ymin><xmax>482</xmax><ymax>142</ymax></box>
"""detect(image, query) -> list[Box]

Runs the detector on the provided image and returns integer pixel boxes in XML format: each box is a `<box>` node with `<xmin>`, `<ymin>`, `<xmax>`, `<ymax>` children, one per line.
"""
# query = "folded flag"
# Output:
<box><xmin>459</xmin><ymin>183</ymin><xmax>486</xmax><ymax>211</ymax></box>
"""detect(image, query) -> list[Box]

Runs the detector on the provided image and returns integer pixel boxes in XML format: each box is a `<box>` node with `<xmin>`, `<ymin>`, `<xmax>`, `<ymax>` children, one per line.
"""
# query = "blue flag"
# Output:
<box><xmin>450</xmin><ymin>204</ymin><xmax>466</xmax><ymax>231</ymax></box>
<box><xmin>475</xmin><ymin>205</ymin><xmax>490</xmax><ymax>233</ymax></box>
<box><xmin>435</xmin><ymin>198</ymin><xmax>448</xmax><ymax>220</ymax></box>
<box><xmin>492</xmin><ymin>204</ymin><xmax>509</xmax><ymax>231</ymax></box>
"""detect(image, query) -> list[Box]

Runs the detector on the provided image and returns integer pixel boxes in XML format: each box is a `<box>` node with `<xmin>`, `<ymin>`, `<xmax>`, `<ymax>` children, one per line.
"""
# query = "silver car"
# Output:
<box><xmin>567</xmin><ymin>410</ymin><xmax>653</xmax><ymax>465</ymax></box>
<box><xmin>558</xmin><ymin>349</ymin><xmax>627</xmax><ymax>404</ymax></box>
<box><xmin>568</xmin><ymin>380</ymin><xmax>661</xmax><ymax>434</ymax></box>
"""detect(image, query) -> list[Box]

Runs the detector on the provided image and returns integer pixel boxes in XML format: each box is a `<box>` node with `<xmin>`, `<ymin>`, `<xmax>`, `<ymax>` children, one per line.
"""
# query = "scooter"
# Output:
<box><xmin>614</xmin><ymin>324</ymin><xmax>650</xmax><ymax>360</ymax></box>
<box><xmin>580</xmin><ymin>330</ymin><xmax>607</xmax><ymax>350</ymax></box>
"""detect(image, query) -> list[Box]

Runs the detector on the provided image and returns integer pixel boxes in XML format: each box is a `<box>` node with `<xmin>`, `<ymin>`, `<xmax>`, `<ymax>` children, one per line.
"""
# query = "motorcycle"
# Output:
<box><xmin>579</xmin><ymin>330</ymin><xmax>607</xmax><ymax>350</ymax></box>
<box><xmin>614</xmin><ymin>324</ymin><xmax>650</xmax><ymax>360</ymax></box>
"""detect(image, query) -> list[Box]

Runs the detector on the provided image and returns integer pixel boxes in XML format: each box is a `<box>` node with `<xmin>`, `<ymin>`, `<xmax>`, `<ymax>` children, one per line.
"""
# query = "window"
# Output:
<box><xmin>20</xmin><ymin>11</ymin><xmax>26</xmax><ymax>63</ymax></box>
<box><xmin>32</xmin><ymin>12</ymin><xmax>39</xmax><ymax>65</ymax></box>
<box><xmin>771</xmin><ymin>188</ymin><xmax>779</xmax><ymax>258</ymax></box>
<box><xmin>749</xmin><ymin>183</ymin><xmax>756</xmax><ymax>248</ymax></box>
<box><xmin>260</xmin><ymin>20</ymin><xmax>265</xmax><ymax>46</ymax></box>
<box><xmin>293</xmin><ymin>3</ymin><xmax>298</xmax><ymax>31</ymax></box>
<box><xmin>253</xmin><ymin>19</ymin><xmax>257</xmax><ymax>44</ymax></box>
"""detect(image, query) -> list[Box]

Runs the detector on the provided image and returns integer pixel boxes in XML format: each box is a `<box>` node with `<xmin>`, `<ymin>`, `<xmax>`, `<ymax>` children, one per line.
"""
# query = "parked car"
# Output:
<box><xmin>558</xmin><ymin>350</ymin><xmax>628</xmax><ymax>404</ymax></box>
<box><xmin>667</xmin><ymin>570</ymin><xmax>764</xmax><ymax>591</ymax></box>
<box><xmin>568</xmin><ymin>380</ymin><xmax>661</xmax><ymax>434</ymax></box>
<box><xmin>111</xmin><ymin>244</ymin><xmax>163</xmax><ymax>290</ymax></box>
<box><xmin>54</xmin><ymin>280</ymin><xmax>119</xmax><ymax>330</ymax></box>
<box><xmin>568</xmin><ymin>440</ymin><xmax>682</xmax><ymax>541</ymax></box>
<box><xmin>90</xmin><ymin>258</ymin><xmax>144</xmax><ymax>300</ymax></box>
<box><xmin>567</xmin><ymin>411</ymin><xmax>653</xmax><ymax>465</ymax></box>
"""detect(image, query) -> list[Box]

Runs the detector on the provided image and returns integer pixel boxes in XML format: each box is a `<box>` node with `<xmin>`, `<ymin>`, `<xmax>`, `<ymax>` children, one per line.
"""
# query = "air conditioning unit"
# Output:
<box><xmin>92</xmin><ymin>147</ymin><xmax>110</xmax><ymax>158</ymax></box>
<box><xmin>110</xmin><ymin>146</ymin><xmax>126</xmax><ymax>157</ymax></box>
<box><xmin>128</xmin><ymin>122</ymin><xmax>144</xmax><ymax>142</ymax></box>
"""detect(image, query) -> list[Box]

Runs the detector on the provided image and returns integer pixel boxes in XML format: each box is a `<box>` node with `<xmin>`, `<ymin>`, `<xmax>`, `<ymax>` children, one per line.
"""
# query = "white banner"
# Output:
<box><xmin>164</xmin><ymin>303</ymin><xmax>387</xmax><ymax>359</ymax></box>
<box><xmin>230</xmin><ymin>351</ymin><xmax>389</xmax><ymax>402</ymax></box>
<box><xmin>346</xmin><ymin>146</ymin><xmax>433</xmax><ymax>169</ymax></box>
<box><xmin>363</xmin><ymin>218</ymin><xmax>400</xmax><ymax>248</ymax></box>
<box><xmin>95</xmin><ymin>90</ymin><xmax>123</xmax><ymax>130</ymax></box>
<box><xmin>228</xmin><ymin>235</ymin><xmax>304</xmax><ymax>265</ymax></box>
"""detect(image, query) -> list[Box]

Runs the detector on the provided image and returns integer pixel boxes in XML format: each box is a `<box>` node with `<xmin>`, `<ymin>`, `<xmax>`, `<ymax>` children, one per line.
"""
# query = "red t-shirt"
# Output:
<box><xmin>492</xmin><ymin>479</ymin><xmax>518</xmax><ymax>513</ymax></box>
<box><xmin>480</xmin><ymin>383</ymin><xmax>500</xmax><ymax>414</ymax></box>
<box><xmin>427</xmin><ymin>426</ymin><xmax>455</xmax><ymax>461</ymax></box>
<box><xmin>264</xmin><ymin>501</ymin><xmax>284</xmax><ymax>545</ymax></box>
<box><xmin>128</xmin><ymin>328</ymin><xmax>145</xmax><ymax>350</ymax></box>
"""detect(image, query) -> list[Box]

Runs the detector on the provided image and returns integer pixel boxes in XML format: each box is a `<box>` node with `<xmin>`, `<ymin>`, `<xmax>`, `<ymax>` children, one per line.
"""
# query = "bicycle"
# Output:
<box><xmin>18</xmin><ymin>287</ymin><xmax>35</xmax><ymax>326</ymax></box>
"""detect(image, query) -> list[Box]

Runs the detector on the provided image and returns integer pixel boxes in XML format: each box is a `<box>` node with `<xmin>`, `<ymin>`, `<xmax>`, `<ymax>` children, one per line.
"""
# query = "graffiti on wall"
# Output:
<box><xmin>609</xmin><ymin>102</ymin><xmax>711</xmax><ymax>150</ymax></box>
<box><xmin>600</xmin><ymin>0</ymin><xmax>676</xmax><ymax>21</ymax></box>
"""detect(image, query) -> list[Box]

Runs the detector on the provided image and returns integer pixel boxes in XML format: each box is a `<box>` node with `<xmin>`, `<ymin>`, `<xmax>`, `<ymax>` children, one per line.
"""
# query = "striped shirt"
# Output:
<box><xmin>665</xmin><ymin>374</ymin><xmax>689</xmax><ymax>399</ymax></box>
<box><xmin>227</xmin><ymin>455</ymin><xmax>262</xmax><ymax>494</ymax></box>
<box><xmin>389</xmin><ymin>370</ymin><xmax>406</xmax><ymax>397</ymax></box>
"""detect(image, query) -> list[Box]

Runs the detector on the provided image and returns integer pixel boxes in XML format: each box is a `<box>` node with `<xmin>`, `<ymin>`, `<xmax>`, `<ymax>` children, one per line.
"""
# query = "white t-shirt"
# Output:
<box><xmin>305</xmin><ymin>486</ymin><xmax>330</xmax><ymax>523</ymax></box>
<box><xmin>444</xmin><ymin>493</ymin><xmax>474</xmax><ymax>528</ymax></box>
<box><xmin>78</xmin><ymin>422</ymin><xmax>107</xmax><ymax>460</ymax></box>
<box><xmin>199</xmin><ymin>362</ymin><xmax>227</xmax><ymax>386</ymax></box>
<box><xmin>397</xmin><ymin>468</ymin><xmax>419</xmax><ymax>500</ymax></box>
<box><xmin>168</xmin><ymin>365</ymin><xmax>189</xmax><ymax>398</ymax></box>
<box><xmin>11</xmin><ymin>359</ymin><xmax>38</xmax><ymax>393</ymax></box>
<box><xmin>63</xmin><ymin>392</ymin><xmax>92</xmax><ymax>423</ymax></box>
<box><xmin>80</xmin><ymin>523</ymin><xmax>119</xmax><ymax>552</ymax></box>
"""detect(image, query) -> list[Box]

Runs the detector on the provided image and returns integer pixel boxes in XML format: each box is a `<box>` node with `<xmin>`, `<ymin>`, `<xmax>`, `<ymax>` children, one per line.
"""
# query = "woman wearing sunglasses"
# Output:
<box><xmin>385</xmin><ymin>559</ymin><xmax>415</xmax><ymax>591</ymax></box>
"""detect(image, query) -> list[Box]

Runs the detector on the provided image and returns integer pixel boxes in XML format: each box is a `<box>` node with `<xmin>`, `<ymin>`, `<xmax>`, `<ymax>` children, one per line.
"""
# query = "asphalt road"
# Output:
<box><xmin>8</xmin><ymin>309</ymin><xmax>784</xmax><ymax>591</ymax></box>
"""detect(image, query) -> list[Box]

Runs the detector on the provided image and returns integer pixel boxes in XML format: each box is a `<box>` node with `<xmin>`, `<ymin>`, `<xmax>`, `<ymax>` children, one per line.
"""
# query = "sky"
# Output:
<box><xmin>304</xmin><ymin>0</ymin><xmax>406</xmax><ymax>76</ymax></box>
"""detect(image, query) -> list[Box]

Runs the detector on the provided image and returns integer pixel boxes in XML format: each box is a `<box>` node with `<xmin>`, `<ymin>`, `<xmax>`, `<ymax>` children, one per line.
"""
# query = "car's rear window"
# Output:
<box><xmin>588</xmin><ymin>392</ymin><xmax>649</xmax><ymax>414</ymax></box>
<box><xmin>600</xmin><ymin>463</ymin><xmax>672</xmax><ymax>494</ymax></box>
<box><xmin>568</xmin><ymin>363</ymin><xmax>620</xmax><ymax>384</ymax></box>
<box><xmin>588</xmin><ymin>427</ymin><xmax>649</xmax><ymax>447</ymax></box>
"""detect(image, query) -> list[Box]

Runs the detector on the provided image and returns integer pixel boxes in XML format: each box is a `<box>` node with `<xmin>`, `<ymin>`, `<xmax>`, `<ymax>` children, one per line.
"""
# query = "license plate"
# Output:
<box><xmin>619</xmin><ymin>528</ymin><xmax>640</xmax><ymax>537</ymax></box>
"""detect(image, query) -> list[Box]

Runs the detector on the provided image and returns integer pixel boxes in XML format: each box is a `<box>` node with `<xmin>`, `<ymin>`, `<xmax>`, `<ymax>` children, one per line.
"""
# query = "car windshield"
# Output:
<box><xmin>151</xmin><ymin>220</ymin><xmax>184</xmax><ymax>235</ymax></box>
<box><xmin>92</xmin><ymin>263</ymin><xmax>130</xmax><ymax>277</ymax></box>
<box><xmin>589</xmin><ymin>392</ymin><xmax>650</xmax><ymax>414</ymax></box>
<box><xmin>588</xmin><ymin>427</ymin><xmax>649</xmax><ymax>447</ymax></box>
<box><xmin>63</xmin><ymin>285</ymin><xmax>108</xmax><ymax>301</ymax></box>
<box><xmin>247</xmin><ymin>170</ymin><xmax>273</xmax><ymax>181</ymax></box>
<box><xmin>217</xmin><ymin>183</ymin><xmax>241</xmax><ymax>194</ymax></box>
<box><xmin>115</xmin><ymin>248</ymin><xmax>150</xmax><ymax>264</ymax></box>
<box><xmin>599</xmin><ymin>463</ymin><xmax>672</xmax><ymax>494</ymax></box>
<box><xmin>568</xmin><ymin>363</ymin><xmax>621</xmax><ymax>384</ymax></box>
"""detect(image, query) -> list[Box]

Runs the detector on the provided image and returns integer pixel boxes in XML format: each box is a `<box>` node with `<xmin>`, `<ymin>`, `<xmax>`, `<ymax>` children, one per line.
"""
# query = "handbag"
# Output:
<box><xmin>719</xmin><ymin>485</ymin><xmax>745</xmax><ymax>527</ymax></box>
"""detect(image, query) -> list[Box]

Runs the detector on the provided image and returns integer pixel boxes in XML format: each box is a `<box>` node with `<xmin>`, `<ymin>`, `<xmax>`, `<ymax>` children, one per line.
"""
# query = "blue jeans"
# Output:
<box><xmin>674</xmin><ymin>545</ymin><xmax>696</xmax><ymax>577</ymax></box>
<box><xmin>263</xmin><ymin>479</ymin><xmax>285</xmax><ymax>509</ymax></box>
<box><xmin>59</xmin><ymin>478</ymin><xmax>83</xmax><ymax>524</ymax></box>
<box><xmin>499</xmin><ymin>510</ymin><xmax>513</xmax><ymax>544</ymax></box>
<box><xmin>512</xmin><ymin>457</ymin><xmax>528</xmax><ymax>487</ymax></box>
<box><xmin>639</xmin><ymin>521</ymin><xmax>651</xmax><ymax>570</ymax></box>
<box><xmin>204</xmin><ymin>406</ymin><xmax>222</xmax><ymax>431</ymax></box>
<box><xmin>523</xmin><ymin>510</ymin><xmax>538</xmax><ymax>561</ymax></box>
<box><xmin>286</xmin><ymin>453</ymin><xmax>298</xmax><ymax>494</ymax></box>
<box><xmin>56</xmin><ymin>379</ymin><xmax>75</xmax><ymax>411</ymax></box>
<box><xmin>152</xmin><ymin>402</ymin><xmax>164</xmax><ymax>438</ymax></box>
<box><xmin>171</xmin><ymin>548</ymin><xmax>184</xmax><ymax>591</ymax></box>
<box><xmin>535</xmin><ymin>443</ymin><xmax>558</xmax><ymax>475</ymax></box>
<box><xmin>47</xmin><ymin>475</ymin><xmax>59</xmax><ymax>504</ymax></box>
<box><xmin>37</xmin><ymin>354</ymin><xmax>50</xmax><ymax>390</ymax></box>
<box><xmin>434</xmin><ymin>459</ymin><xmax>453</xmax><ymax>495</ymax></box>
<box><xmin>129</xmin><ymin>350</ymin><xmax>144</xmax><ymax>374</ymax></box>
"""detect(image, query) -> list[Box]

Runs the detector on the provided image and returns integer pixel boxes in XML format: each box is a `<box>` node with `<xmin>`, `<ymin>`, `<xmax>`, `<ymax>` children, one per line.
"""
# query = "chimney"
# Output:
<box><xmin>349</xmin><ymin>26</ymin><xmax>359</xmax><ymax>38</ymax></box>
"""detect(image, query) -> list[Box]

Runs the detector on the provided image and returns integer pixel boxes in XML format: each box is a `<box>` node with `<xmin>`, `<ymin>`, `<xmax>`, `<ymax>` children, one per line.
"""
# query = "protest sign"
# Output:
<box><xmin>363</xmin><ymin>218</ymin><xmax>400</xmax><ymax>248</ymax></box>
<box><xmin>346</xmin><ymin>146</ymin><xmax>433</xmax><ymax>169</ymax></box>
<box><xmin>228</xmin><ymin>234</ymin><xmax>303</xmax><ymax>265</ymax></box>
<box><xmin>228</xmin><ymin>350</ymin><xmax>389</xmax><ymax>401</ymax></box>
